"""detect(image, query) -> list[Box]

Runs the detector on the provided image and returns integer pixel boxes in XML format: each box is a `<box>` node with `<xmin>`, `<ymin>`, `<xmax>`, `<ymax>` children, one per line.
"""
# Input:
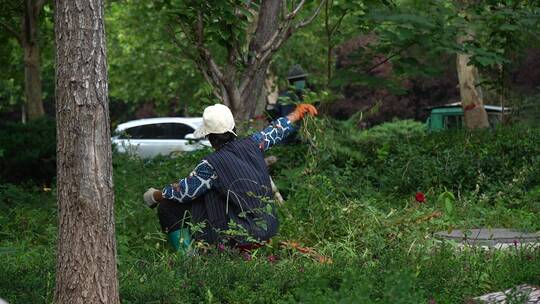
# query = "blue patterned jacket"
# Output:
<box><xmin>162</xmin><ymin>117</ymin><xmax>295</xmax><ymax>203</ymax></box>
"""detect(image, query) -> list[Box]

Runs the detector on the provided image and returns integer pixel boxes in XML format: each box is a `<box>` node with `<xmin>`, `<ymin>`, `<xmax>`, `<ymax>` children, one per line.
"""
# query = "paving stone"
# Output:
<box><xmin>473</xmin><ymin>284</ymin><xmax>540</xmax><ymax>303</ymax></box>
<box><xmin>434</xmin><ymin>228</ymin><xmax>540</xmax><ymax>248</ymax></box>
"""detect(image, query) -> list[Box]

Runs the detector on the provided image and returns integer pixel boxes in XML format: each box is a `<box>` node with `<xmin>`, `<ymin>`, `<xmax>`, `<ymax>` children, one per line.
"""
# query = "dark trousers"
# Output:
<box><xmin>158</xmin><ymin>197</ymin><xmax>275</xmax><ymax>249</ymax></box>
<box><xmin>157</xmin><ymin>193</ymin><xmax>227</xmax><ymax>243</ymax></box>
<box><xmin>157</xmin><ymin>198</ymin><xmax>200</xmax><ymax>234</ymax></box>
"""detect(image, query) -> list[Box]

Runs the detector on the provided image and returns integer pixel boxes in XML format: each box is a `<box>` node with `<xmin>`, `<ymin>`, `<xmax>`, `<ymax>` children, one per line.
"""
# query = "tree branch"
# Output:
<box><xmin>265</xmin><ymin>0</ymin><xmax>326</xmax><ymax>56</ymax></box>
<box><xmin>193</xmin><ymin>11</ymin><xmax>225</xmax><ymax>85</ymax></box>
<box><xmin>364</xmin><ymin>42</ymin><xmax>415</xmax><ymax>74</ymax></box>
<box><xmin>295</xmin><ymin>0</ymin><xmax>326</xmax><ymax>29</ymax></box>
<box><xmin>288</xmin><ymin>0</ymin><xmax>307</xmax><ymax>17</ymax></box>
<box><xmin>0</xmin><ymin>21</ymin><xmax>22</xmax><ymax>45</ymax></box>
<box><xmin>166</xmin><ymin>25</ymin><xmax>196</xmax><ymax>61</ymax></box>
<box><xmin>167</xmin><ymin>24</ymin><xmax>227</xmax><ymax>104</ymax></box>
<box><xmin>329</xmin><ymin>11</ymin><xmax>347</xmax><ymax>35</ymax></box>
<box><xmin>239</xmin><ymin>0</ymin><xmax>326</xmax><ymax>93</ymax></box>
<box><xmin>250</xmin><ymin>0</ymin><xmax>312</xmax><ymax>63</ymax></box>
<box><xmin>281</xmin><ymin>0</ymin><xmax>288</xmax><ymax>20</ymax></box>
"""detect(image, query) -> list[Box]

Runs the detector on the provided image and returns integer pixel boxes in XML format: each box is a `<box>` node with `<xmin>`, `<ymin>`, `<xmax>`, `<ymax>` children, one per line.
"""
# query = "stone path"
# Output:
<box><xmin>434</xmin><ymin>228</ymin><xmax>540</xmax><ymax>250</ymax></box>
<box><xmin>434</xmin><ymin>229</ymin><xmax>540</xmax><ymax>303</ymax></box>
<box><xmin>474</xmin><ymin>284</ymin><xmax>540</xmax><ymax>303</ymax></box>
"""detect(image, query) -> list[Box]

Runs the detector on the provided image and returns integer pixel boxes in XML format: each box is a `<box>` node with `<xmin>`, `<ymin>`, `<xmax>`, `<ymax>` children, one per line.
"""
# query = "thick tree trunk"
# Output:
<box><xmin>54</xmin><ymin>0</ymin><xmax>119</xmax><ymax>303</ymax></box>
<box><xmin>237</xmin><ymin>0</ymin><xmax>282</xmax><ymax>122</ymax></box>
<box><xmin>22</xmin><ymin>0</ymin><xmax>45</xmax><ymax>120</ymax></box>
<box><xmin>456</xmin><ymin>33</ymin><xmax>490</xmax><ymax>129</ymax></box>
<box><xmin>238</xmin><ymin>67</ymin><xmax>270</xmax><ymax>121</ymax></box>
<box><xmin>454</xmin><ymin>1</ymin><xmax>489</xmax><ymax>129</ymax></box>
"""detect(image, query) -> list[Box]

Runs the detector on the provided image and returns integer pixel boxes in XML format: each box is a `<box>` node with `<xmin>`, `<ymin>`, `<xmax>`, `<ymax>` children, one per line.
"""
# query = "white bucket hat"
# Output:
<box><xmin>193</xmin><ymin>104</ymin><xmax>237</xmax><ymax>138</ymax></box>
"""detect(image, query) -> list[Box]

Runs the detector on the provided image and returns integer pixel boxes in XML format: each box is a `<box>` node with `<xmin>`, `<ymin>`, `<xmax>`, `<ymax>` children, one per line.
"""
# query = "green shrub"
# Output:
<box><xmin>294</xmin><ymin>118</ymin><xmax>540</xmax><ymax>197</ymax></box>
<box><xmin>355</xmin><ymin>119</ymin><xmax>427</xmax><ymax>143</ymax></box>
<box><xmin>1</xmin><ymin>119</ymin><xmax>539</xmax><ymax>303</ymax></box>
<box><xmin>0</xmin><ymin>117</ymin><xmax>56</xmax><ymax>184</ymax></box>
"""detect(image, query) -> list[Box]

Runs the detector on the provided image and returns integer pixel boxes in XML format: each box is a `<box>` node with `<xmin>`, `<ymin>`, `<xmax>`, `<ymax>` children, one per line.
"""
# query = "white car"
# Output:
<box><xmin>112</xmin><ymin>117</ymin><xmax>211</xmax><ymax>158</ymax></box>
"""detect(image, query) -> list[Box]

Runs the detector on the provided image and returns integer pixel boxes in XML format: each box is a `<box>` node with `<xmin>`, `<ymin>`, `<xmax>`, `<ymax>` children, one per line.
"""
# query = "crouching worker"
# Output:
<box><xmin>143</xmin><ymin>103</ymin><xmax>317</xmax><ymax>253</ymax></box>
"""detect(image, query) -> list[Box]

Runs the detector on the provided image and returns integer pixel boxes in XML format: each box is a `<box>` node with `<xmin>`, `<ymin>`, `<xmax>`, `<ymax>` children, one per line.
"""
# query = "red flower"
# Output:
<box><xmin>267</xmin><ymin>255</ymin><xmax>278</xmax><ymax>263</ymax></box>
<box><xmin>415</xmin><ymin>192</ymin><xmax>426</xmax><ymax>203</ymax></box>
<box><xmin>217</xmin><ymin>243</ymin><xmax>225</xmax><ymax>252</ymax></box>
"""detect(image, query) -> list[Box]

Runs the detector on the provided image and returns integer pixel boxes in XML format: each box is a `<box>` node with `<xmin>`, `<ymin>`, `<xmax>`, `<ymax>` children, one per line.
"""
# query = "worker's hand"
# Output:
<box><xmin>287</xmin><ymin>103</ymin><xmax>318</xmax><ymax>123</ymax></box>
<box><xmin>143</xmin><ymin>187</ymin><xmax>162</xmax><ymax>209</ymax></box>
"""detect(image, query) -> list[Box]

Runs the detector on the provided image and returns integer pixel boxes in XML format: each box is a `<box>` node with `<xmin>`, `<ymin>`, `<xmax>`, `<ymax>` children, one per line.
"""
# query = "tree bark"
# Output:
<box><xmin>456</xmin><ymin>32</ymin><xmax>490</xmax><ymax>129</ymax></box>
<box><xmin>22</xmin><ymin>0</ymin><xmax>45</xmax><ymax>120</ymax></box>
<box><xmin>173</xmin><ymin>0</ymin><xmax>325</xmax><ymax>123</ymax></box>
<box><xmin>454</xmin><ymin>0</ymin><xmax>489</xmax><ymax>129</ymax></box>
<box><xmin>237</xmin><ymin>0</ymin><xmax>282</xmax><ymax>122</ymax></box>
<box><xmin>324</xmin><ymin>0</ymin><xmax>332</xmax><ymax>86</ymax></box>
<box><xmin>23</xmin><ymin>42</ymin><xmax>44</xmax><ymax>119</ymax></box>
<box><xmin>54</xmin><ymin>0</ymin><xmax>119</xmax><ymax>303</ymax></box>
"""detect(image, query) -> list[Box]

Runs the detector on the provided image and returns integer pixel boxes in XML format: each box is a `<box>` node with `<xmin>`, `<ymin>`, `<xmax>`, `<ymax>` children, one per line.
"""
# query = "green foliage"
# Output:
<box><xmin>466</xmin><ymin>1</ymin><xmax>540</xmax><ymax>70</ymax></box>
<box><xmin>1</xmin><ymin>122</ymin><xmax>540</xmax><ymax>303</ymax></box>
<box><xmin>0</xmin><ymin>117</ymin><xmax>56</xmax><ymax>184</ymax></box>
<box><xmin>0</xmin><ymin>0</ymin><xmax>537</xmax><ymax>123</ymax></box>
<box><xmin>517</xmin><ymin>92</ymin><xmax>540</xmax><ymax>127</ymax></box>
<box><xmin>0</xmin><ymin>1</ymin><xmax>55</xmax><ymax>112</ymax></box>
<box><xmin>299</xmin><ymin>118</ymin><xmax>540</xmax><ymax>202</ymax></box>
<box><xmin>331</xmin><ymin>0</ymin><xmax>459</xmax><ymax>92</ymax></box>
<box><xmin>105</xmin><ymin>1</ymin><xmax>214</xmax><ymax>119</ymax></box>
<box><xmin>168</xmin><ymin>0</ymin><xmax>256</xmax><ymax>50</ymax></box>
<box><xmin>355</xmin><ymin>118</ymin><xmax>426</xmax><ymax>142</ymax></box>
<box><xmin>329</xmin><ymin>0</ymin><xmax>540</xmax><ymax>104</ymax></box>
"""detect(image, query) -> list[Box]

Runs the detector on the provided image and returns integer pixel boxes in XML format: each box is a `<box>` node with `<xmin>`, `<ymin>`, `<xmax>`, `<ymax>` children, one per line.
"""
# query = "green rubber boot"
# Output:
<box><xmin>167</xmin><ymin>228</ymin><xmax>192</xmax><ymax>254</ymax></box>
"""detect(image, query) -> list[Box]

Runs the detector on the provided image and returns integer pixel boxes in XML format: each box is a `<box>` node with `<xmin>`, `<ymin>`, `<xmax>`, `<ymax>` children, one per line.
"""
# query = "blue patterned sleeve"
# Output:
<box><xmin>162</xmin><ymin>160</ymin><xmax>218</xmax><ymax>203</ymax></box>
<box><xmin>251</xmin><ymin>117</ymin><xmax>296</xmax><ymax>151</ymax></box>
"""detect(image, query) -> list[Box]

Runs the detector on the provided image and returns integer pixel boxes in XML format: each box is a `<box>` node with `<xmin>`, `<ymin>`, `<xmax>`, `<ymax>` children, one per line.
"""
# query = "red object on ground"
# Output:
<box><xmin>267</xmin><ymin>255</ymin><xmax>278</xmax><ymax>263</ymax></box>
<box><xmin>217</xmin><ymin>243</ymin><xmax>225</xmax><ymax>252</ymax></box>
<box><xmin>415</xmin><ymin>192</ymin><xmax>426</xmax><ymax>203</ymax></box>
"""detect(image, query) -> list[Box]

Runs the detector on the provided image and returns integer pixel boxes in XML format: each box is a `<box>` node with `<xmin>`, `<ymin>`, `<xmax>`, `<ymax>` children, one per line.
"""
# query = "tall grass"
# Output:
<box><xmin>1</xmin><ymin>119</ymin><xmax>539</xmax><ymax>303</ymax></box>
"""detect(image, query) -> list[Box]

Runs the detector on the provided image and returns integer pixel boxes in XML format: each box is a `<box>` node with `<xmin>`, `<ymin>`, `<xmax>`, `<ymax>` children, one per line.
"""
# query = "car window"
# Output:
<box><xmin>119</xmin><ymin>123</ymin><xmax>194</xmax><ymax>140</ymax></box>
<box><xmin>167</xmin><ymin>123</ymin><xmax>194</xmax><ymax>139</ymax></box>
<box><xmin>120</xmin><ymin>124</ymin><xmax>167</xmax><ymax>139</ymax></box>
<box><xmin>117</xmin><ymin>126</ymin><xmax>140</xmax><ymax>139</ymax></box>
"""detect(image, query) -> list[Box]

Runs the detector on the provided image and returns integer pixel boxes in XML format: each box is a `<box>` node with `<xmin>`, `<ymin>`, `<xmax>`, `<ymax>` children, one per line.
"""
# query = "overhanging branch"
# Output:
<box><xmin>288</xmin><ymin>0</ymin><xmax>307</xmax><ymax>18</ymax></box>
<box><xmin>167</xmin><ymin>23</ymin><xmax>227</xmax><ymax>104</ymax></box>
<box><xmin>295</xmin><ymin>0</ymin><xmax>326</xmax><ymax>29</ymax></box>
<box><xmin>240</xmin><ymin>0</ymin><xmax>327</xmax><ymax>93</ymax></box>
<box><xmin>329</xmin><ymin>11</ymin><xmax>347</xmax><ymax>35</ymax></box>
<box><xmin>193</xmin><ymin>11</ymin><xmax>225</xmax><ymax>85</ymax></box>
<box><xmin>0</xmin><ymin>21</ymin><xmax>23</xmax><ymax>45</ymax></box>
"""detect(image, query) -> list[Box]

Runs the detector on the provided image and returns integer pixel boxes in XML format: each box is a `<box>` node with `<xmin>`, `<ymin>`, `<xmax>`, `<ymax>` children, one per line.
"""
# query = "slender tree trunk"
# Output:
<box><xmin>324</xmin><ymin>0</ymin><xmax>332</xmax><ymax>87</ymax></box>
<box><xmin>23</xmin><ymin>42</ymin><xmax>44</xmax><ymax>119</ymax></box>
<box><xmin>54</xmin><ymin>0</ymin><xmax>119</xmax><ymax>303</ymax></box>
<box><xmin>22</xmin><ymin>0</ymin><xmax>45</xmax><ymax>120</ymax></box>
<box><xmin>498</xmin><ymin>64</ymin><xmax>506</xmax><ymax>123</ymax></box>
<box><xmin>456</xmin><ymin>32</ymin><xmax>490</xmax><ymax>129</ymax></box>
